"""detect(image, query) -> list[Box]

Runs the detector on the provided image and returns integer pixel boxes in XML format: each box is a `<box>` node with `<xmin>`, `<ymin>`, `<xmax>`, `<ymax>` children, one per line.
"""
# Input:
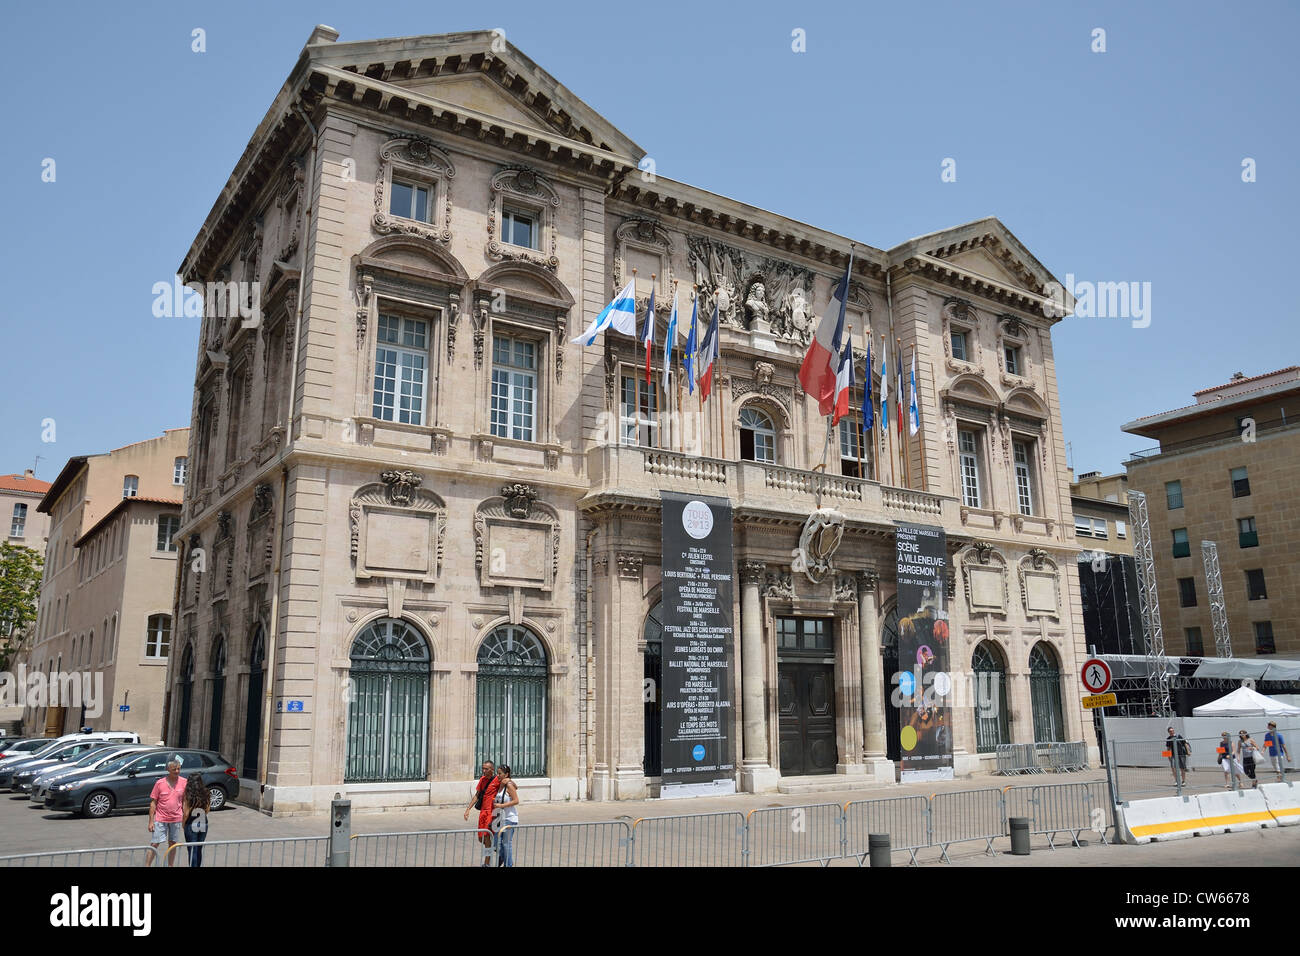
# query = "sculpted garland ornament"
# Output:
<box><xmin>791</xmin><ymin>508</ymin><xmax>846</xmax><ymax>584</ymax></box>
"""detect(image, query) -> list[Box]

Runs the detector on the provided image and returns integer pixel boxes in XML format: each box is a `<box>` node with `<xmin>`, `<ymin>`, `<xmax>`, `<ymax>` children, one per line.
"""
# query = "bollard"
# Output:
<box><xmin>329</xmin><ymin>792</ymin><xmax>351</xmax><ymax>867</ymax></box>
<box><xmin>1009</xmin><ymin>817</ymin><xmax>1030</xmax><ymax>856</ymax></box>
<box><xmin>868</xmin><ymin>833</ymin><xmax>891</xmax><ymax>867</ymax></box>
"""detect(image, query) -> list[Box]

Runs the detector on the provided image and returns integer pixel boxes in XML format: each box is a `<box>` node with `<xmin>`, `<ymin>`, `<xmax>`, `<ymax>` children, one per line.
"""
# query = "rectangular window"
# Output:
<box><xmin>1245</xmin><ymin>569</ymin><xmax>1267</xmax><ymax>601</ymax></box>
<box><xmin>501</xmin><ymin>209</ymin><xmax>537</xmax><ymax>249</ymax></box>
<box><xmin>9</xmin><ymin>503</ymin><xmax>26</xmax><ymax>538</ymax></box>
<box><xmin>1254</xmin><ymin>621</ymin><xmax>1275</xmax><ymax>654</ymax></box>
<box><xmin>1091</xmin><ymin>517</ymin><xmax>1108</xmax><ymax>538</ymax></box>
<box><xmin>145</xmin><ymin>614</ymin><xmax>171</xmax><ymax>659</ymax></box>
<box><xmin>1172</xmin><ymin>527</ymin><xmax>1190</xmax><ymax>558</ymax></box>
<box><xmin>122</xmin><ymin>475</ymin><xmax>138</xmax><ymax>498</ymax></box>
<box><xmin>389</xmin><ymin>179</ymin><xmax>430</xmax><ymax>223</ymax></box>
<box><xmin>1178</xmin><ymin>577</ymin><xmax>1197</xmax><ymax>608</ymax></box>
<box><xmin>1238</xmin><ymin>516</ymin><xmax>1258</xmax><ymax>549</ymax></box>
<box><xmin>1013</xmin><ymin>440</ymin><xmax>1034</xmax><ymax>516</ymax></box>
<box><xmin>950</xmin><ymin>331</ymin><xmax>968</xmax><ymax>362</ymax></box>
<box><xmin>775</xmin><ymin>617</ymin><xmax>832</xmax><ymax>652</ymax></box>
<box><xmin>958</xmin><ymin>429</ymin><xmax>982</xmax><ymax>508</ymax></box>
<box><xmin>1074</xmin><ymin>515</ymin><xmax>1092</xmax><ymax>537</ymax></box>
<box><xmin>839</xmin><ymin>416</ymin><xmax>868</xmax><ymax>478</ymax></box>
<box><xmin>1231</xmin><ymin>466</ymin><xmax>1250</xmax><ymax>498</ymax></box>
<box><xmin>157</xmin><ymin>515</ymin><xmax>180</xmax><ymax>553</ymax></box>
<box><xmin>372</xmin><ymin>314</ymin><xmax>429</xmax><ymax>426</ymax></box>
<box><xmin>1004</xmin><ymin>345</ymin><xmax>1021</xmax><ymax>376</ymax></box>
<box><xmin>619</xmin><ymin>374</ymin><xmax>658</xmax><ymax>447</ymax></box>
<box><xmin>173</xmin><ymin>457</ymin><xmax>188</xmax><ymax>485</ymax></box>
<box><xmin>1165</xmin><ymin>480</ymin><xmax>1183</xmax><ymax>510</ymax></box>
<box><xmin>1184</xmin><ymin>627</ymin><xmax>1204</xmax><ymax>656</ymax></box>
<box><xmin>1115</xmin><ymin>519</ymin><xmax>1127</xmax><ymax>539</ymax></box>
<box><xmin>490</xmin><ymin>334</ymin><xmax>537</xmax><ymax>441</ymax></box>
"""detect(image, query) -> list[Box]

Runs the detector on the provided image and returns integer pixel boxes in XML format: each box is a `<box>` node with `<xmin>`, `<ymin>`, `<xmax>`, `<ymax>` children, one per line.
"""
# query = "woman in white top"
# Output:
<box><xmin>492</xmin><ymin>765</ymin><xmax>521</xmax><ymax>868</ymax></box>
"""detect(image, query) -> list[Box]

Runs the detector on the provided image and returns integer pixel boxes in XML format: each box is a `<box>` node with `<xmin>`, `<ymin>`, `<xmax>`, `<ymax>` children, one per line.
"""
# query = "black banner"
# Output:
<box><xmin>659</xmin><ymin>492</ymin><xmax>736</xmax><ymax>796</ymax></box>
<box><xmin>895</xmin><ymin>522</ymin><xmax>953</xmax><ymax>781</ymax></box>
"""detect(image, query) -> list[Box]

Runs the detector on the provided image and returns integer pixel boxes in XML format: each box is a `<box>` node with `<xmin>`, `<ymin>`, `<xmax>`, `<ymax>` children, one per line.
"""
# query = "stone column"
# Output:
<box><xmin>857</xmin><ymin>568</ymin><xmax>894</xmax><ymax>782</ymax></box>
<box><xmin>738</xmin><ymin>561</ymin><xmax>778</xmax><ymax>792</ymax></box>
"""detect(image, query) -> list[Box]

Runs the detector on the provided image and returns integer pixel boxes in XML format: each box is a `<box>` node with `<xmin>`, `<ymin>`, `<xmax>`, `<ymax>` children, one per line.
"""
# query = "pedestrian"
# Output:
<box><xmin>1165</xmin><ymin>726</ymin><xmax>1189</xmax><ymax>786</ymax></box>
<box><xmin>1217</xmin><ymin>732</ymin><xmax>1242</xmax><ymax>789</ymax></box>
<box><xmin>183</xmin><ymin>773</ymin><xmax>211</xmax><ymax>867</ymax></box>
<box><xmin>1262</xmin><ymin>722</ymin><xmax>1291</xmax><ymax>782</ymax></box>
<box><xmin>146</xmin><ymin>759</ymin><xmax>187</xmax><ymax>867</ymax></box>
<box><xmin>492</xmin><ymin>765</ymin><xmax>520</xmax><ymax>868</ymax></box>
<box><xmin>1236</xmin><ymin>729</ymin><xmax>1262</xmax><ymax>789</ymax></box>
<box><xmin>463</xmin><ymin>760</ymin><xmax>499</xmax><ymax>866</ymax></box>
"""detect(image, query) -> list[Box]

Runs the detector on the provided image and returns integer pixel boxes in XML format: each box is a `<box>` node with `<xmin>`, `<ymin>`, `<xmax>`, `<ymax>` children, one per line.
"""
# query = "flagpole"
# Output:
<box><xmin>896</xmin><ymin>336</ymin><xmax>909</xmax><ymax>488</ymax></box>
<box><xmin>913</xmin><ymin>344</ymin><xmax>928</xmax><ymax>490</ymax></box>
<box><xmin>883</xmin><ymin>333</ymin><xmax>895</xmax><ymax>487</ymax></box>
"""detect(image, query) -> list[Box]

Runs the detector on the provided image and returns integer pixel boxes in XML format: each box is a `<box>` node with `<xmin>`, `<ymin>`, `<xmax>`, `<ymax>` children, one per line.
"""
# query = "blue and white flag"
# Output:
<box><xmin>683</xmin><ymin>292</ymin><xmax>698</xmax><ymax>395</ymax></box>
<box><xmin>663</xmin><ymin>290</ymin><xmax>679</xmax><ymax>392</ymax></box>
<box><xmin>571</xmin><ymin>279</ymin><xmax>638</xmax><ymax>345</ymax></box>
<box><xmin>909</xmin><ymin>350</ymin><xmax>920</xmax><ymax>436</ymax></box>
<box><xmin>880</xmin><ymin>346</ymin><xmax>888</xmax><ymax>435</ymax></box>
<box><xmin>863</xmin><ymin>338</ymin><xmax>873</xmax><ymax>434</ymax></box>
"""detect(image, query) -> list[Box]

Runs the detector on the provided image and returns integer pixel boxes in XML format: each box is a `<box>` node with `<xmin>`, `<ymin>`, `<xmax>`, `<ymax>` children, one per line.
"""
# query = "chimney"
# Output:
<box><xmin>1230</xmin><ymin>371</ymin><xmax>1246</xmax><ymax>381</ymax></box>
<box><xmin>24</xmin><ymin>469</ymin><xmax>34</xmax><ymax>479</ymax></box>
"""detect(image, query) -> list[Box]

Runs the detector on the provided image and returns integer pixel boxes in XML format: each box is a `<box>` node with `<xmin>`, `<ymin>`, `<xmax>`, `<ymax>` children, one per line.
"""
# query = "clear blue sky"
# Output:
<box><xmin>2</xmin><ymin>0</ymin><xmax>1295</xmax><ymax>482</ymax></box>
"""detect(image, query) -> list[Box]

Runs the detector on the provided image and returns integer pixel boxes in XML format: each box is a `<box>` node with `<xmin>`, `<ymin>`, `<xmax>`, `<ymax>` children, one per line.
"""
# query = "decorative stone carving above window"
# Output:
<box><xmin>246</xmin><ymin>484</ymin><xmax>274</xmax><ymax>585</ymax></box>
<box><xmin>474</xmin><ymin>485</ymin><xmax>561</xmax><ymax>592</ymax></box>
<box><xmin>762</xmin><ymin>569</ymin><xmax>795</xmax><ymax>600</ymax></box>
<box><xmin>486</xmin><ymin>166</ymin><xmax>559</xmax><ymax>270</ymax></box>
<box><xmin>613</xmin><ymin>218</ymin><xmax>673</xmax><ymax>303</ymax></box>
<box><xmin>960</xmin><ymin>541</ymin><xmax>1009</xmax><ymax>616</ymax></box>
<box><xmin>942</xmin><ymin>296</ymin><xmax>981</xmax><ymax>373</ymax></box>
<box><xmin>996</xmin><ymin>312</ymin><xmax>1033</xmax><ymax>386</ymax></box>
<box><xmin>1018</xmin><ymin>550</ymin><xmax>1061</xmax><ymax>620</ymax></box>
<box><xmin>350</xmin><ymin>471</ymin><xmax>446</xmax><ymax>585</ymax></box>
<box><xmin>685</xmin><ymin>234</ymin><xmax>819</xmax><ymax>344</ymax></box>
<box><xmin>730</xmin><ymin>371</ymin><xmax>794</xmax><ymax>415</ymax></box>
<box><xmin>373</xmin><ymin>137</ymin><xmax>456</xmax><ymax>243</ymax></box>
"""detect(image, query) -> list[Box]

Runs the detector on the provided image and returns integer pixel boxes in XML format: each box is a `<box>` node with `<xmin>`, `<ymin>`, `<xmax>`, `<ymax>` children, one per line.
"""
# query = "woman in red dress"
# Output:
<box><xmin>464</xmin><ymin>760</ymin><xmax>501</xmax><ymax>866</ymax></box>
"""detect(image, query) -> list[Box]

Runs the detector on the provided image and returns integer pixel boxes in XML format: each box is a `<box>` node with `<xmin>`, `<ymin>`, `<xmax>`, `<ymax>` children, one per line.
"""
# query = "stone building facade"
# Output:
<box><xmin>1123</xmin><ymin>367</ymin><xmax>1300</xmax><ymax>659</ymax></box>
<box><xmin>169</xmin><ymin>27</ymin><xmax>1097</xmax><ymax>813</ymax></box>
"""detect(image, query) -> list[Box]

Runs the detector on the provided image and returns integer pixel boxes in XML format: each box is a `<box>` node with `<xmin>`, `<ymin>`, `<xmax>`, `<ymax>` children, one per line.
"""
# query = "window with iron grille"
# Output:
<box><xmin>345</xmin><ymin>618</ymin><xmax>430</xmax><ymax>783</ymax></box>
<box><xmin>1028</xmin><ymin>643</ymin><xmax>1064</xmax><ymax>743</ymax></box>
<box><xmin>490</xmin><ymin>335</ymin><xmax>537</xmax><ymax>441</ymax></box>
<box><xmin>958</xmin><ymin>429</ymin><xmax>982</xmax><ymax>508</ymax></box>
<box><xmin>373</xmin><ymin>314</ymin><xmax>429</xmax><ymax>425</ymax></box>
<box><xmin>1165</xmin><ymin>480</ymin><xmax>1183</xmax><ymax>510</ymax></box>
<box><xmin>1254</xmin><ymin>621</ymin><xmax>1275</xmax><ymax>654</ymax></box>
<box><xmin>972</xmin><ymin>642</ymin><xmax>1009</xmax><ymax>753</ymax></box>
<box><xmin>475</xmin><ymin>625</ymin><xmax>548</xmax><ymax>777</ymax></box>
<box><xmin>620</xmin><ymin>374</ymin><xmax>657</xmax><ymax>447</ymax></box>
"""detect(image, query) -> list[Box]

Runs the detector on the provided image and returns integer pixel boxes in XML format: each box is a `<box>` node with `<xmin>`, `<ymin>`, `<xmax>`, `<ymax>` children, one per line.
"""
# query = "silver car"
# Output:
<box><xmin>28</xmin><ymin>745</ymin><xmax>155</xmax><ymax>803</ymax></box>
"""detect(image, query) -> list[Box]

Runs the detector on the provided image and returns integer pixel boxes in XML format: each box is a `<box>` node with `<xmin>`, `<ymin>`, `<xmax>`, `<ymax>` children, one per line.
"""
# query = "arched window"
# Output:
<box><xmin>176</xmin><ymin>645</ymin><xmax>194</xmax><ymax>748</ymax></box>
<box><xmin>739</xmin><ymin>406</ymin><xmax>776</xmax><ymax>463</ymax></box>
<box><xmin>881</xmin><ymin>605</ymin><xmax>901</xmax><ymax>762</ymax></box>
<box><xmin>643</xmin><ymin>602</ymin><xmax>663</xmax><ymax>777</ymax></box>
<box><xmin>972</xmin><ymin>642</ymin><xmax>1009</xmax><ymax>753</ymax></box>
<box><xmin>345</xmin><ymin>618</ymin><xmax>430</xmax><ymax>783</ymax></box>
<box><xmin>208</xmin><ymin>637</ymin><xmax>227</xmax><ymax>752</ymax></box>
<box><xmin>475</xmin><ymin>625</ymin><xmax>547</xmax><ymax>777</ymax></box>
<box><xmin>242</xmin><ymin>625</ymin><xmax>266</xmax><ymax>779</ymax></box>
<box><xmin>1029</xmin><ymin>643</ymin><xmax>1064</xmax><ymax>743</ymax></box>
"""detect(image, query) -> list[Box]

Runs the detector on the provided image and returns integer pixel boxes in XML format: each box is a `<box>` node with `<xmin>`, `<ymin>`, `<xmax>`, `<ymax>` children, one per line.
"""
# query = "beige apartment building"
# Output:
<box><xmin>167</xmin><ymin>26</ymin><xmax>1098</xmax><ymax>813</ymax></box>
<box><xmin>1070</xmin><ymin>470</ymin><xmax>1132</xmax><ymax>557</ymax></box>
<box><xmin>1124</xmin><ymin>367</ymin><xmax>1300</xmax><ymax>659</ymax></box>
<box><xmin>24</xmin><ymin>430</ymin><xmax>189</xmax><ymax>738</ymax></box>
<box><xmin>2</xmin><ymin>470</ymin><xmax>52</xmax><ymax>552</ymax></box>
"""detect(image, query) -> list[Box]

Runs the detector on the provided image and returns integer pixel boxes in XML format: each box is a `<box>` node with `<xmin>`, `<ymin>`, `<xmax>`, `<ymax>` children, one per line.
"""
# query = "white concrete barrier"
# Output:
<box><xmin>1259</xmin><ymin>782</ymin><xmax>1300</xmax><ymax>826</ymax></box>
<box><xmin>1117</xmin><ymin>795</ymin><xmax>1202</xmax><ymax>844</ymax></box>
<box><xmin>1190</xmin><ymin>789</ymin><xmax>1276</xmax><ymax>836</ymax></box>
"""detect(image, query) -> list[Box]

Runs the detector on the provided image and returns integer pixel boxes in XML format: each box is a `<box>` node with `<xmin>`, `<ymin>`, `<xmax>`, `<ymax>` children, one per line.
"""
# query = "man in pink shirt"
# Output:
<box><xmin>147</xmin><ymin>759</ymin><xmax>187</xmax><ymax>867</ymax></box>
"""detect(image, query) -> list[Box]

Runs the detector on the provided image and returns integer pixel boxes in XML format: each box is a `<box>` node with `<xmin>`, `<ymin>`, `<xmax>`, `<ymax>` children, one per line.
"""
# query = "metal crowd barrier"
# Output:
<box><xmin>997</xmin><ymin>741</ymin><xmax>1088</xmax><ymax>775</ymax></box>
<box><xmin>630</xmin><ymin>811</ymin><xmax>746</xmax><ymax>867</ymax></box>
<box><xmin>502</xmin><ymin>821</ymin><xmax>632</xmax><ymax>867</ymax></box>
<box><xmin>745</xmin><ymin>803</ymin><xmax>844</xmax><ymax>867</ymax></box>
<box><xmin>0</xmin><ymin>844</ymin><xmax>154</xmax><ymax>867</ymax></box>
<box><xmin>351</xmin><ymin>829</ymin><xmax>484</xmax><ymax>867</ymax></box>
<box><xmin>1017</xmin><ymin>782</ymin><xmax>1107</xmax><ymax>848</ymax></box>
<box><xmin>843</xmin><ymin>795</ymin><xmax>931</xmax><ymax>865</ymax></box>
<box><xmin>930</xmin><ymin>788</ymin><xmax>1006</xmax><ymax>862</ymax></box>
<box><xmin>162</xmin><ymin>837</ymin><xmax>329</xmax><ymax>866</ymax></box>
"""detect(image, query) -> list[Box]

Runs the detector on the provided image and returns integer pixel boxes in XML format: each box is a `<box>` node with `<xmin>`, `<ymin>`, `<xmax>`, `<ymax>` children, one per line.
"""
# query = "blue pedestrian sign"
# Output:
<box><xmin>118</xmin><ymin>705</ymin><xmax>130</xmax><ymax>713</ymax></box>
<box><xmin>286</xmin><ymin>700</ymin><xmax>305</xmax><ymax>712</ymax></box>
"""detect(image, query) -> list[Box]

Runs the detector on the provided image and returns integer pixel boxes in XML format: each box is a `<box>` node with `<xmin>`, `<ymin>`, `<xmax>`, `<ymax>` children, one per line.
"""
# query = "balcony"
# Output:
<box><xmin>582</xmin><ymin>444</ymin><xmax>959</xmax><ymax>528</ymax></box>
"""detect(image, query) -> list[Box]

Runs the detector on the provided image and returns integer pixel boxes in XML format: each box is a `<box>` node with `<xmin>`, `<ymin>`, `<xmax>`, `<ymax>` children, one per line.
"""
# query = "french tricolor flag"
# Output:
<box><xmin>697</xmin><ymin>302</ymin><xmax>720</xmax><ymax>401</ymax></box>
<box><xmin>642</xmin><ymin>286</ymin><xmax>655</xmax><ymax>387</ymax></box>
<box><xmin>798</xmin><ymin>263</ymin><xmax>851</xmax><ymax>416</ymax></box>
<box><xmin>831</xmin><ymin>330</ymin><xmax>854</xmax><ymax>427</ymax></box>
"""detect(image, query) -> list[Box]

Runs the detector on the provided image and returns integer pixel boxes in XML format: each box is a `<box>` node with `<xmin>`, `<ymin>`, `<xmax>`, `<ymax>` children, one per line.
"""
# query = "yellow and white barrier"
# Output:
<box><xmin>1259</xmin><ymin>782</ymin><xmax>1300</xmax><ymax>826</ymax></box>
<box><xmin>1119</xmin><ymin>790</ymin><xmax>1281</xmax><ymax>843</ymax></box>
<box><xmin>1190</xmin><ymin>789</ymin><xmax>1276</xmax><ymax>836</ymax></box>
<box><xmin>1117</xmin><ymin>796</ymin><xmax>1201</xmax><ymax>844</ymax></box>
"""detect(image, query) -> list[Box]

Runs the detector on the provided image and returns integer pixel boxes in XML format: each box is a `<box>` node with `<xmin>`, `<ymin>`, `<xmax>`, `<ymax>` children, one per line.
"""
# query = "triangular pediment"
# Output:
<box><xmin>308</xmin><ymin>31</ymin><xmax>645</xmax><ymax>161</ymax></box>
<box><xmin>891</xmin><ymin>217</ymin><xmax>1062</xmax><ymax>298</ymax></box>
<box><xmin>944</xmin><ymin>247</ymin><xmax>1027</xmax><ymax>290</ymax></box>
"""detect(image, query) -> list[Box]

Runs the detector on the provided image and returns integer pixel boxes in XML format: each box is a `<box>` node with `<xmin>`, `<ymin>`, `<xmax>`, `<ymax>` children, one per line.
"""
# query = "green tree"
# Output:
<box><xmin>0</xmin><ymin>543</ymin><xmax>44</xmax><ymax>672</ymax></box>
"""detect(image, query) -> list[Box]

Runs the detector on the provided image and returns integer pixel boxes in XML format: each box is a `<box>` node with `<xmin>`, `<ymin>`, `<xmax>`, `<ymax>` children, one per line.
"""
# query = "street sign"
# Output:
<box><xmin>279</xmin><ymin>700</ymin><xmax>305</xmax><ymax>713</ymax></box>
<box><xmin>1081</xmin><ymin>658</ymin><xmax>1112</xmax><ymax>694</ymax></box>
<box><xmin>118</xmin><ymin>705</ymin><xmax>130</xmax><ymax>713</ymax></box>
<box><xmin>1083</xmin><ymin>692</ymin><xmax>1117</xmax><ymax>709</ymax></box>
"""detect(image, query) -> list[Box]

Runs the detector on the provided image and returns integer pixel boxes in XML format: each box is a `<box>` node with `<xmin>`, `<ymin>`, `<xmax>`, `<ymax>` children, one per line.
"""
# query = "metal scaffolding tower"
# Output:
<box><xmin>1128</xmin><ymin>490</ymin><xmax>1172</xmax><ymax>716</ymax></box>
<box><xmin>1201</xmin><ymin>540</ymin><xmax>1233</xmax><ymax>658</ymax></box>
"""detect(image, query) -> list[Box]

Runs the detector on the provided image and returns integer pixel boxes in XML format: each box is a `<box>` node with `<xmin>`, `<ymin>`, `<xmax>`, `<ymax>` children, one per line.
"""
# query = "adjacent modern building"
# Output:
<box><xmin>167</xmin><ymin>27</ymin><xmax>1100</xmax><ymax>813</ymax></box>
<box><xmin>24</xmin><ymin>430</ymin><xmax>189</xmax><ymax>738</ymax></box>
<box><xmin>1123</xmin><ymin>367</ymin><xmax>1299</xmax><ymax>659</ymax></box>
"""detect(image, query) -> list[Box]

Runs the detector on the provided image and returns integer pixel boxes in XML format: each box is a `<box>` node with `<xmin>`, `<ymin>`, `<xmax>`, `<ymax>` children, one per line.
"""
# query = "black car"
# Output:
<box><xmin>45</xmin><ymin>748</ymin><xmax>240</xmax><ymax>817</ymax></box>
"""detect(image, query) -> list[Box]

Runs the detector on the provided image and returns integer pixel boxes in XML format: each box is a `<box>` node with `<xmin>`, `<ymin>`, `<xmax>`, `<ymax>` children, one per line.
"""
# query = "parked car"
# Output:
<box><xmin>27</xmin><ymin>745</ymin><xmax>155</xmax><ymax>802</ymax></box>
<box><xmin>0</xmin><ymin>739</ymin><xmax>115</xmax><ymax>789</ymax></box>
<box><xmin>46</xmin><ymin>748</ymin><xmax>240</xmax><ymax>818</ymax></box>
<box><xmin>0</xmin><ymin>738</ymin><xmax>48</xmax><ymax>761</ymax></box>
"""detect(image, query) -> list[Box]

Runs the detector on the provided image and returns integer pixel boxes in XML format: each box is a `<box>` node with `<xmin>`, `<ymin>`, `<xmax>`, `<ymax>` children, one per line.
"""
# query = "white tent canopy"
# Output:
<box><xmin>1192</xmin><ymin>685</ymin><xmax>1300</xmax><ymax>717</ymax></box>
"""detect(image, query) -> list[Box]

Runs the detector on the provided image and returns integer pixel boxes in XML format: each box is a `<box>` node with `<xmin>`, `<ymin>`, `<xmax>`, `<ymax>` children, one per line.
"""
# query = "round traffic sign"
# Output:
<box><xmin>1081</xmin><ymin>658</ymin><xmax>1111</xmax><ymax>694</ymax></box>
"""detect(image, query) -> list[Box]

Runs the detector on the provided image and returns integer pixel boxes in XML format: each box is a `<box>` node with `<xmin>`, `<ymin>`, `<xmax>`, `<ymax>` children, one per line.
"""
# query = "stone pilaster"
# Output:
<box><xmin>857</xmin><ymin>568</ymin><xmax>894</xmax><ymax>782</ymax></box>
<box><xmin>738</xmin><ymin>560</ymin><xmax>778</xmax><ymax>792</ymax></box>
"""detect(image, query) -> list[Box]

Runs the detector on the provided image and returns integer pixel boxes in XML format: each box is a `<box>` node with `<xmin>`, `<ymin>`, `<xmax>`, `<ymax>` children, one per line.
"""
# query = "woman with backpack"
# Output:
<box><xmin>183</xmin><ymin>773</ymin><xmax>211</xmax><ymax>867</ymax></box>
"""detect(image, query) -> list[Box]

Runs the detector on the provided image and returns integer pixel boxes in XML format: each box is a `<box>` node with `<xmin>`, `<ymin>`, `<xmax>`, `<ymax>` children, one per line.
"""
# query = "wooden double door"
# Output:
<box><xmin>777</xmin><ymin>660</ymin><xmax>838</xmax><ymax>775</ymax></box>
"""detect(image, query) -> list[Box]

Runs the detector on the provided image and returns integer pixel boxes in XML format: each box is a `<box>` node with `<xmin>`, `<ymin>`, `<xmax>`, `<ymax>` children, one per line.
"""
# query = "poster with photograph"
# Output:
<box><xmin>895</xmin><ymin>522</ymin><xmax>953</xmax><ymax>781</ymax></box>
